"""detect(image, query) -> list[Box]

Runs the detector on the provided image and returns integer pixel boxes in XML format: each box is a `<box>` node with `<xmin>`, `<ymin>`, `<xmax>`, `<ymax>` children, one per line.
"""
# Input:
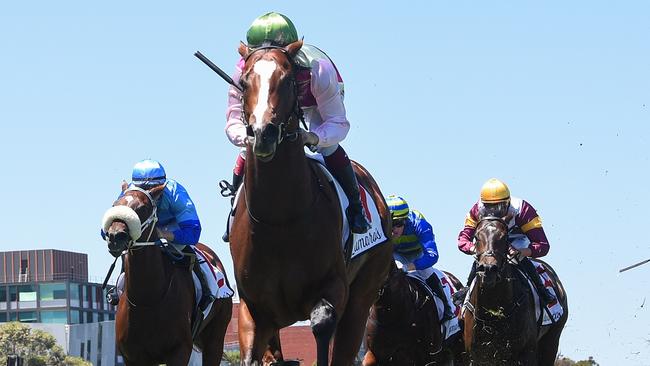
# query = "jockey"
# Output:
<box><xmin>105</xmin><ymin>160</ymin><xmax>216</xmax><ymax>311</ymax></box>
<box><xmin>221</xmin><ymin>11</ymin><xmax>370</xmax><ymax>241</ymax></box>
<box><xmin>386</xmin><ymin>195</ymin><xmax>454</xmax><ymax>321</ymax></box>
<box><xmin>457</xmin><ymin>178</ymin><xmax>556</xmax><ymax>305</ymax></box>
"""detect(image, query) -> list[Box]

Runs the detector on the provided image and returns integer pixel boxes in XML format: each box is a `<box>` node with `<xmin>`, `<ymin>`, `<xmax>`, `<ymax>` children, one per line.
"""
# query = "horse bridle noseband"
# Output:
<box><xmin>105</xmin><ymin>186</ymin><xmax>159</xmax><ymax>255</ymax></box>
<box><xmin>241</xmin><ymin>44</ymin><xmax>308</xmax><ymax>145</ymax></box>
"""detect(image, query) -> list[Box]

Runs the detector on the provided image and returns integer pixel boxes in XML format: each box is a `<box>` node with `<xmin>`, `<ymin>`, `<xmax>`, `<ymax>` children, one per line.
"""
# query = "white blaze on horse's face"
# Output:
<box><xmin>251</xmin><ymin>59</ymin><xmax>277</xmax><ymax>131</ymax></box>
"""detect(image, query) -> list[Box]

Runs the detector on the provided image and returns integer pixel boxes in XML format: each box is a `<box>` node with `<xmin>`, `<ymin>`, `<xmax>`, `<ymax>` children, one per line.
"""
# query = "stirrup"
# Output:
<box><xmin>218</xmin><ymin>180</ymin><xmax>236</xmax><ymax>197</ymax></box>
<box><xmin>106</xmin><ymin>287</ymin><xmax>119</xmax><ymax>306</ymax></box>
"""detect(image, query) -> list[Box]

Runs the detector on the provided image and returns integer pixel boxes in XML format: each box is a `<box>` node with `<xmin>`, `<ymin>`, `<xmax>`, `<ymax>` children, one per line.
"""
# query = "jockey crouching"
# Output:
<box><xmin>387</xmin><ymin>195</ymin><xmax>454</xmax><ymax>321</ymax></box>
<box><xmin>220</xmin><ymin>12</ymin><xmax>370</xmax><ymax>241</ymax></box>
<box><xmin>105</xmin><ymin>159</ymin><xmax>216</xmax><ymax>311</ymax></box>
<box><xmin>458</xmin><ymin>178</ymin><xmax>556</xmax><ymax>306</ymax></box>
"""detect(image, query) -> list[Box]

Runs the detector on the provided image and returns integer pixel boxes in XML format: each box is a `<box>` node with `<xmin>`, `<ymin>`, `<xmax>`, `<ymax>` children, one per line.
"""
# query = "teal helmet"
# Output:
<box><xmin>246</xmin><ymin>12</ymin><xmax>299</xmax><ymax>48</ymax></box>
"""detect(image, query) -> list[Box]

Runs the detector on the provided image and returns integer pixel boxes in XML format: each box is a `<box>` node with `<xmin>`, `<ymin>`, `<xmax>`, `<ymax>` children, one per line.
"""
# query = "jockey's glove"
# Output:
<box><xmin>155</xmin><ymin>228</ymin><xmax>175</xmax><ymax>242</ymax></box>
<box><xmin>300</xmin><ymin>129</ymin><xmax>319</xmax><ymax>149</ymax></box>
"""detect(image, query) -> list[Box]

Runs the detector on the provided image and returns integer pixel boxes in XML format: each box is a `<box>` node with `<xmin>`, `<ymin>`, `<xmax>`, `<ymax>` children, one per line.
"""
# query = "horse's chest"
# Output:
<box><xmin>471</xmin><ymin>317</ymin><xmax>533</xmax><ymax>363</ymax></box>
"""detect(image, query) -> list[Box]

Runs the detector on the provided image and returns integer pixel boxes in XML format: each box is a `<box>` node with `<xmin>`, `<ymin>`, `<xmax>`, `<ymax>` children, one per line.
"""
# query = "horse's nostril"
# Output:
<box><xmin>262</xmin><ymin>124</ymin><xmax>279</xmax><ymax>142</ymax></box>
<box><xmin>109</xmin><ymin>231</ymin><xmax>129</xmax><ymax>243</ymax></box>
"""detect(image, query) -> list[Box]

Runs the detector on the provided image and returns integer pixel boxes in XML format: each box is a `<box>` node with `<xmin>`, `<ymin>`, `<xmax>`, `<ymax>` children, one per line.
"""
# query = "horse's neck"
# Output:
<box><xmin>475</xmin><ymin>267</ymin><xmax>516</xmax><ymax>313</ymax></box>
<box><xmin>377</xmin><ymin>277</ymin><xmax>416</xmax><ymax>324</ymax></box>
<box><xmin>124</xmin><ymin>247</ymin><xmax>170</xmax><ymax>300</ymax></box>
<box><xmin>245</xmin><ymin>145</ymin><xmax>314</xmax><ymax>221</ymax></box>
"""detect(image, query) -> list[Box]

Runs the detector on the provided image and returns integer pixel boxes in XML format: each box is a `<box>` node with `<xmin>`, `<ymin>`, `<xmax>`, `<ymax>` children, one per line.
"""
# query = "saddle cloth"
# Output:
<box><xmin>305</xmin><ymin>153</ymin><xmax>388</xmax><ymax>259</ymax></box>
<box><xmin>528</xmin><ymin>260</ymin><xmax>563</xmax><ymax>325</ymax></box>
<box><xmin>191</xmin><ymin>247</ymin><xmax>234</xmax><ymax>319</ymax></box>
<box><xmin>461</xmin><ymin>261</ymin><xmax>563</xmax><ymax>326</ymax></box>
<box><xmin>407</xmin><ymin>268</ymin><xmax>461</xmax><ymax>340</ymax></box>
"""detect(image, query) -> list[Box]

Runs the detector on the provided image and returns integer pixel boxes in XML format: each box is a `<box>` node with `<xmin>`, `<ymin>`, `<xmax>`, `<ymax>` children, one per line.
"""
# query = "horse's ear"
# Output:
<box><xmin>284</xmin><ymin>39</ymin><xmax>303</xmax><ymax>58</ymax></box>
<box><xmin>149</xmin><ymin>184</ymin><xmax>165</xmax><ymax>200</ymax></box>
<box><xmin>238</xmin><ymin>41</ymin><xmax>250</xmax><ymax>59</ymax></box>
<box><xmin>121</xmin><ymin>180</ymin><xmax>128</xmax><ymax>192</ymax></box>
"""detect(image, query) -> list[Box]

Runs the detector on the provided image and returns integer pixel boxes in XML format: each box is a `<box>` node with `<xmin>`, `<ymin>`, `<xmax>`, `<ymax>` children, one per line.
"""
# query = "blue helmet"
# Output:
<box><xmin>132</xmin><ymin>159</ymin><xmax>166</xmax><ymax>188</ymax></box>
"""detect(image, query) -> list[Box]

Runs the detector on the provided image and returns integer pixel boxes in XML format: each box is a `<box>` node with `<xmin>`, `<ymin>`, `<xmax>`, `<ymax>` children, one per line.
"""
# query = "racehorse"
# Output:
<box><xmin>102</xmin><ymin>183</ymin><xmax>233</xmax><ymax>366</ymax></box>
<box><xmin>363</xmin><ymin>263</ymin><xmax>465</xmax><ymax>366</ymax></box>
<box><xmin>462</xmin><ymin>216</ymin><xmax>568</xmax><ymax>365</ymax></box>
<box><xmin>229</xmin><ymin>40</ymin><xmax>393</xmax><ymax>365</ymax></box>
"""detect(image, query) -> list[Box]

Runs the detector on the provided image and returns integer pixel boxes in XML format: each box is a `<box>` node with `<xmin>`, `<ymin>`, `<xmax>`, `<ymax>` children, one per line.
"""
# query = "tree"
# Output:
<box><xmin>63</xmin><ymin>356</ymin><xmax>91</xmax><ymax>366</ymax></box>
<box><xmin>555</xmin><ymin>355</ymin><xmax>599</xmax><ymax>366</ymax></box>
<box><xmin>222</xmin><ymin>350</ymin><xmax>240</xmax><ymax>365</ymax></box>
<box><xmin>0</xmin><ymin>322</ymin><xmax>67</xmax><ymax>366</ymax></box>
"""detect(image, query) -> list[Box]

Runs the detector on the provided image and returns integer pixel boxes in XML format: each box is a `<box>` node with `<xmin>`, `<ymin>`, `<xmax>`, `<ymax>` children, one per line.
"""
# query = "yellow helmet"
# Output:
<box><xmin>480</xmin><ymin>178</ymin><xmax>510</xmax><ymax>203</ymax></box>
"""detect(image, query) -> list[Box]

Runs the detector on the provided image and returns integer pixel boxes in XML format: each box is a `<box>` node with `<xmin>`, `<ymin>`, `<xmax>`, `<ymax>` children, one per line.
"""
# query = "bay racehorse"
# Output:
<box><xmin>229</xmin><ymin>40</ymin><xmax>393</xmax><ymax>365</ymax></box>
<box><xmin>363</xmin><ymin>263</ymin><xmax>465</xmax><ymax>366</ymax></box>
<box><xmin>102</xmin><ymin>183</ymin><xmax>233</xmax><ymax>366</ymax></box>
<box><xmin>462</xmin><ymin>216</ymin><xmax>568</xmax><ymax>365</ymax></box>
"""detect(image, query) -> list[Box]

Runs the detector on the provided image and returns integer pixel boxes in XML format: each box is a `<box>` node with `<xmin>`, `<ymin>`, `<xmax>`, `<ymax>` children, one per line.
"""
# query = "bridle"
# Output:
<box><xmin>241</xmin><ymin>44</ymin><xmax>307</xmax><ymax>145</ymax></box>
<box><xmin>121</xmin><ymin>186</ymin><xmax>159</xmax><ymax>249</ymax></box>
<box><xmin>465</xmin><ymin>216</ymin><xmax>527</xmax><ymax>323</ymax></box>
<box><xmin>104</xmin><ymin>185</ymin><xmax>160</xmax><ymax>257</ymax></box>
<box><xmin>473</xmin><ymin>216</ymin><xmax>511</xmax><ymax>266</ymax></box>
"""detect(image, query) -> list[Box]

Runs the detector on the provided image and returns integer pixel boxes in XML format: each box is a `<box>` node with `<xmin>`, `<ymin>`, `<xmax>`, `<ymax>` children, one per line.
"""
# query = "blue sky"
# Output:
<box><xmin>1</xmin><ymin>1</ymin><xmax>648</xmax><ymax>364</ymax></box>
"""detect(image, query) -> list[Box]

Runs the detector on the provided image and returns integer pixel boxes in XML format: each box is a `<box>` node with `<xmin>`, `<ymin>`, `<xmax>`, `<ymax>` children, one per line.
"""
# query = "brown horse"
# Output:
<box><xmin>103</xmin><ymin>184</ymin><xmax>233</xmax><ymax>366</ymax></box>
<box><xmin>363</xmin><ymin>263</ymin><xmax>465</xmax><ymax>366</ymax></box>
<box><xmin>462</xmin><ymin>216</ymin><xmax>568</xmax><ymax>366</ymax></box>
<box><xmin>229</xmin><ymin>40</ymin><xmax>393</xmax><ymax>365</ymax></box>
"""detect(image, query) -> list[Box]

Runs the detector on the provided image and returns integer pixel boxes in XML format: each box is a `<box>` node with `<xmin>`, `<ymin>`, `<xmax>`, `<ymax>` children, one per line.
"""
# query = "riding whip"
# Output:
<box><xmin>619</xmin><ymin>258</ymin><xmax>650</xmax><ymax>273</ymax></box>
<box><xmin>194</xmin><ymin>51</ymin><xmax>243</xmax><ymax>93</ymax></box>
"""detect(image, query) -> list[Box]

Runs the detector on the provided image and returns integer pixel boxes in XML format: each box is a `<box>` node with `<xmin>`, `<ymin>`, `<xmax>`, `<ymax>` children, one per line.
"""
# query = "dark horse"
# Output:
<box><xmin>363</xmin><ymin>263</ymin><xmax>465</xmax><ymax>366</ymax></box>
<box><xmin>102</xmin><ymin>183</ymin><xmax>233</xmax><ymax>365</ymax></box>
<box><xmin>229</xmin><ymin>40</ymin><xmax>393</xmax><ymax>365</ymax></box>
<box><xmin>463</xmin><ymin>216</ymin><xmax>568</xmax><ymax>365</ymax></box>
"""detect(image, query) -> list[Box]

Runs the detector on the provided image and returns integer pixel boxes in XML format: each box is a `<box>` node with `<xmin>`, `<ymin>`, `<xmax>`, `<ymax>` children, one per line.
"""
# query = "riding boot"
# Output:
<box><xmin>466</xmin><ymin>261</ymin><xmax>478</xmax><ymax>287</ymax></box>
<box><xmin>426</xmin><ymin>274</ymin><xmax>454</xmax><ymax>321</ymax></box>
<box><xmin>324</xmin><ymin>148</ymin><xmax>371</xmax><ymax>234</ymax></box>
<box><xmin>221</xmin><ymin>171</ymin><xmax>244</xmax><ymax>242</ymax></box>
<box><xmin>193</xmin><ymin>263</ymin><xmax>216</xmax><ymax>311</ymax></box>
<box><xmin>519</xmin><ymin>257</ymin><xmax>556</xmax><ymax>305</ymax></box>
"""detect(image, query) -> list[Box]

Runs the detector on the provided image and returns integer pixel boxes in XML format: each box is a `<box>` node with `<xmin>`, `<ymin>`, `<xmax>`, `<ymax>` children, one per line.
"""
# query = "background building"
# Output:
<box><xmin>0</xmin><ymin>250</ymin><xmax>118</xmax><ymax>365</ymax></box>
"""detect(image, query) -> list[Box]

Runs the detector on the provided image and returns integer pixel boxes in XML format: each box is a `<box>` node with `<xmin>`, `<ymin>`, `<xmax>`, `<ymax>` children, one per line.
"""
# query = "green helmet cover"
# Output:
<box><xmin>246</xmin><ymin>12</ymin><xmax>299</xmax><ymax>47</ymax></box>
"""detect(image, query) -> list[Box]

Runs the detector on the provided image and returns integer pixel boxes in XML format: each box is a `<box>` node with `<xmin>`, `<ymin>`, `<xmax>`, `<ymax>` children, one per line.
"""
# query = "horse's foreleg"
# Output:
<box><xmin>239</xmin><ymin>299</ymin><xmax>275</xmax><ymax>365</ymax></box>
<box><xmin>310</xmin><ymin>298</ymin><xmax>337</xmax><ymax>366</ymax></box>
<box><xmin>200</xmin><ymin>298</ymin><xmax>233</xmax><ymax>366</ymax></box>
<box><xmin>164</xmin><ymin>345</ymin><xmax>193</xmax><ymax>366</ymax></box>
<box><xmin>263</xmin><ymin>331</ymin><xmax>283</xmax><ymax>362</ymax></box>
<box><xmin>330</xmin><ymin>295</ymin><xmax>373</xmax><ymax>365</ymax></box>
